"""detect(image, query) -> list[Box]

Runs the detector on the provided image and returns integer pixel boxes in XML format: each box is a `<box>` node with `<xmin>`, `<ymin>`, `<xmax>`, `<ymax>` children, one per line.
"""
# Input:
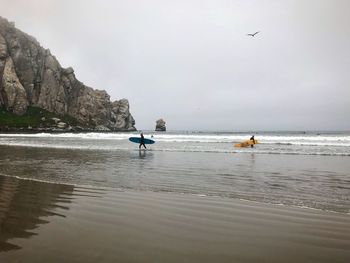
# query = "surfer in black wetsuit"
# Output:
<box><xmin>250</xmin><ymin>135</ymin><xmax>255</xmax><ymax>148</ymax></box>
<box><xmin>139</xmin><ymin>133</ymin><xmax>147</xmax><ymax>149</ymax></box>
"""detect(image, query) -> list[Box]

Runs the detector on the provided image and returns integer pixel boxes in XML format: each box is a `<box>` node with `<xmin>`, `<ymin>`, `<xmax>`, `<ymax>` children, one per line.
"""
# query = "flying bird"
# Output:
<box><xmin>247</xmin><ymin>31</ymin><xmax>260</xmax><ymax>37</ymax></box>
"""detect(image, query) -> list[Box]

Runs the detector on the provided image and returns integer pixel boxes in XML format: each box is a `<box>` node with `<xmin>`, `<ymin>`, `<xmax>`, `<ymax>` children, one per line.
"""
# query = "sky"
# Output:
<box><xmin>1</xmin><ymin>0</ymin><xmax>349</xmax><ymax>131</ymax></box>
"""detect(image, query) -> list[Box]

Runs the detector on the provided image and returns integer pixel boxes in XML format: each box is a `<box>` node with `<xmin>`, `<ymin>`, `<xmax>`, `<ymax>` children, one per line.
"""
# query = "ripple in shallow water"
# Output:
<box><xmin>0</xmin><ymin>144</ymin><xmax>350</xmax><ymax>214</ymax></box>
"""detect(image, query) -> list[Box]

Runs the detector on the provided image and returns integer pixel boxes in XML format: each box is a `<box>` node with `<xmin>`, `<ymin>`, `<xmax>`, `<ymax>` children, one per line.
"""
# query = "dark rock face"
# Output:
<box><xmin>0</xmin><ymin>17</ymin><xmax>136</xmax><ymax>131</ymax></box>
<box><xmin>155</xmin><ymin>118</ymin><xmax>166</xmax><ymax>131</ymax></box>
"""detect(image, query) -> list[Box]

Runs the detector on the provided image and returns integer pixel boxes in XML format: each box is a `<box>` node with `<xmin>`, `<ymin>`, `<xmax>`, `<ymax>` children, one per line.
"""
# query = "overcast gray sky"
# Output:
<box><xmin>1</xmin><ymin>0</ymin><xmax>349</xmax><ymax>131</ymax></box>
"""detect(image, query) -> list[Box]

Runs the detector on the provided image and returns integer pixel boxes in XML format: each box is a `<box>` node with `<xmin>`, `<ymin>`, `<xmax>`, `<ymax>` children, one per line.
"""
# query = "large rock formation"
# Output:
<box><xmin>155</xmin><ymin>118</ymin><xmax>166</xmax><ymax>131</ymax></box>
<box><xmin>0</xmin><ymin>17</ymin><xmax>136</xmax><ymax>131</ymax></box>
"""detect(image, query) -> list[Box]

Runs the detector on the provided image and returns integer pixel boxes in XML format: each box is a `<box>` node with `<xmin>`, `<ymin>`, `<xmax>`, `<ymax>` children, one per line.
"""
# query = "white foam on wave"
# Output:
<box><xmin>269</xmin><ymin>142</ymin><xmax>350</xmax><ymax>147</ymax></box>
<box><xmin>0</xmin><ymin>132</ymin><xmax>349</xmax><ymax>156</ymax></box>
<box><xmin>149</xmin><ymin>134</ymin><xmax>344</xmax><ymax>147</ymax></box>
<box><xmin>0</xmin><ymin>132</ymin><xmax>137</xmax><ymax>140</ymax></box>
<box><xmin>1</xmin><ymin>132</ymin><xmax>349</xmax><ymax>145</ymax></box>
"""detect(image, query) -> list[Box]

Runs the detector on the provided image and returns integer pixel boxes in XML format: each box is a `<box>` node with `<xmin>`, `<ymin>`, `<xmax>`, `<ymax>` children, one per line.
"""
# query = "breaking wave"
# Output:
<box><xmin>0</xmin><ymin>132</ymin><xmax>349</xmax><ymax>156</ymax></box>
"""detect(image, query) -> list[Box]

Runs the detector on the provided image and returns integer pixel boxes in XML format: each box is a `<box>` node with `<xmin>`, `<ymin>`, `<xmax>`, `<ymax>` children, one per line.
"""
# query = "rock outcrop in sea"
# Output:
<box><xmin>155</xmin><ymin>118</ymin><xmax>166</xmax><ymax>131</ymax></box>
<box><xmin>0</xmin><ymin>17</ymin><xmax>136</xmax><ymax>131</ymax></box>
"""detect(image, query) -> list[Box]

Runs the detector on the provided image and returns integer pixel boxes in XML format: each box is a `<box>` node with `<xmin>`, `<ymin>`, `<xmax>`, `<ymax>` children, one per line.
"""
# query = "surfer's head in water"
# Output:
<box><xmin>250</xmin><ymin>135</ymin><xmax>255</xmax><ymax>148</ymax></box>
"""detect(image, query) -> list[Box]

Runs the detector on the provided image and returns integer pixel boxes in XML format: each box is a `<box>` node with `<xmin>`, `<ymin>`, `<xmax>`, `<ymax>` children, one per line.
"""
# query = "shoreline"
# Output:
<box><xmin>0</xmin><ymin>143</ymin><xmax>349</xmax><ymax>215</ymax></box>
<box><xmin>1</xmin><ymin>172</ymin><xmax>349</xmax><ymax>217</ymax></box>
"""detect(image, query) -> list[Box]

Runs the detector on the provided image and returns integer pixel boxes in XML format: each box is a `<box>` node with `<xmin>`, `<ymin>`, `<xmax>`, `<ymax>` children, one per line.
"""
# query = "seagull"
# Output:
<box><xmin>247</xmin><ymin>31</ymin><xmax>260</xmax><ymax>37</ymax></box>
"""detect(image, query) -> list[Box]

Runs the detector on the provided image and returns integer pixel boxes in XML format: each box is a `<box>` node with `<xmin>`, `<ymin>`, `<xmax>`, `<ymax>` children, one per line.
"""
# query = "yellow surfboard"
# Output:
<box><xmin>234</xmin><ymin>140</ymin><xmax>258</xmax><ymax>148</ymax></box>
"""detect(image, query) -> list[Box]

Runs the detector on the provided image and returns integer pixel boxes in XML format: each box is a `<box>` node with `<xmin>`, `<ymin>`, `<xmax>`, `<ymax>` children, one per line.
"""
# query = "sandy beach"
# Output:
<box><xmin>1</xmin><ymin>174</ymin><xmax>350</xmax><ymax>263</ymax></box>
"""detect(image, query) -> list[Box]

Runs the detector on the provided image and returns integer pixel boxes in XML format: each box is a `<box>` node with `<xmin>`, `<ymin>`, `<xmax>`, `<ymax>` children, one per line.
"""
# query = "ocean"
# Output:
<box><xmin>1</xmin><ymin>131</ymin><xmax>350</xmax><ymax>262</ymax></box>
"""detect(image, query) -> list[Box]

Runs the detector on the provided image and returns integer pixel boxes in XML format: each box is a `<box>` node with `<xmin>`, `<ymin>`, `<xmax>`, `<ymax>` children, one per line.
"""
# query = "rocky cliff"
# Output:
<box><xmin>0</xmin><ymin>17</ymin><xmax>136</xmax><ymax>131</ymax></box>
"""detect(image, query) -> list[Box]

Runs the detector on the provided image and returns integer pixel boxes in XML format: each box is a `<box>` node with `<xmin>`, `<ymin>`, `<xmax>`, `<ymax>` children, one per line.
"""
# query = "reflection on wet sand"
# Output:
<box><xmin>0</xmin><ymin>175</ymin><xmax>74</xmax><ymax>251</ymax></box>
<box><xmin>0</xmin><ymin>174</ymin><xmax>350</xmax><ymax>263</ymax></box>
<box><xmin>139</xmin><ymin>149</ymin><xmax>146</xmax><ymax>158</ymax></box>
<box><xmin>0</xmin><ymin>144</ymin><xmax>350</xmax><ymax>262</ymax></box>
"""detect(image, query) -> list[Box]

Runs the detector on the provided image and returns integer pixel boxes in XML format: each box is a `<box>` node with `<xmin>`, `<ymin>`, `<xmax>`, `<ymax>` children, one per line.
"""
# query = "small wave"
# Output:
<box><xmin>192</xmin><ymin>194</ymin><xmax>207</xmax><ymax>197</ymax></box>
<box><xmin>124</xmin><ymin>188</ymin><xmax>350</xmax><ymax>215</ymax></box>
<box><xmin>152</xmin><ymin>148</ymin><xmax>350</xmax><ymax>156</ymax></box>
<box><xmin>0</xmin><ymin>172</ymin><xmax>117</xmax><ymax>192</ymax></box>
<box><xmin>0</xmin><ymin>141</ymin><xmax>132</xmax><ymax>151</ymax></box>
<box><xmin>266</xmin><ymin>142</ymin><xmax>350</xmax><ymax>147</ymax></box>
<box><xmin>0</xmin><ymin>172</ymin><xmax>76</xmax><ymax>186</ymax></box>
<box><xmin>0</xmin><ymin>141</ymin><xmax>349</xmax><ymax>156</ymax></box>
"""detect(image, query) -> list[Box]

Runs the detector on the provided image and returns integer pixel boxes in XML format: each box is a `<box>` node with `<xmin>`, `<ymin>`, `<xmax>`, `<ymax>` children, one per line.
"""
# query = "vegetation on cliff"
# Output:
<box><xmin>0</xmin><ymin>106</ymin><xmax>78</xmax><ymax>129</ymax></box>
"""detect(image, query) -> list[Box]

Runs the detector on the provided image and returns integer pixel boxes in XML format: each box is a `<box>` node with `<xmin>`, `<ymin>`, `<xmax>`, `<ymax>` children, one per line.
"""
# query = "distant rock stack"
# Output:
<box><xmin>0</xmin><ymin>16</ymin><xmax>136</xmax><ymax>131</ymax></box>
<box><xmin>155</xmin><ymin>118</ymin><xmax>166</xmax><ymax>131</ymax></box>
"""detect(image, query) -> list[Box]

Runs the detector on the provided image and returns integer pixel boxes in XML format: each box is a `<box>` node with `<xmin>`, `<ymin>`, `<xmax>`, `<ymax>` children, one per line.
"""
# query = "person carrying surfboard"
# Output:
<box><xmin>139</xmin><ymin>133</ymin><xmax>147</xmax><ymax>149</ymax></box>
<box><xmin>250</xmin><ymin>135</ymin><xmax>255</xmax><ymax>148</ymax></box>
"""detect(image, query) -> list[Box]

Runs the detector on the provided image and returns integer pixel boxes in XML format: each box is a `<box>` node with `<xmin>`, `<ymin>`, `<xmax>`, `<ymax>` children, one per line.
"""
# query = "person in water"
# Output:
<box><xmin>250</xmin><ymin>135</ymin><xmax>255</xmax><ymax>148</ymax></box>
<box><xmin>139</xmin><ymin>133</ymin><xmax>147</xmax><ymax>149</ymax></box>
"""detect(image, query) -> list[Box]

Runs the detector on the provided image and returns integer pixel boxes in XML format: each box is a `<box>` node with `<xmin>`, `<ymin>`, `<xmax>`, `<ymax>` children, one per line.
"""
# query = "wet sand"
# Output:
<box><xmin>1</xmin><ymin>175</ymin><xmax>349</xmax><ymax>263</ymax></box>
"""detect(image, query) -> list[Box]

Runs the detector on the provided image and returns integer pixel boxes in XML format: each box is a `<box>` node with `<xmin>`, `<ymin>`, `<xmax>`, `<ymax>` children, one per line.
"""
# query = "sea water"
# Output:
<box><xmin>0</xmin><ymin>131</ymin><xmax>349</xmax><ymax>155</ymax></box>
<box><xmin>0</xmin><ymin>131</ymin><xmax>349</xmax><ymax>213</ymax></box>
